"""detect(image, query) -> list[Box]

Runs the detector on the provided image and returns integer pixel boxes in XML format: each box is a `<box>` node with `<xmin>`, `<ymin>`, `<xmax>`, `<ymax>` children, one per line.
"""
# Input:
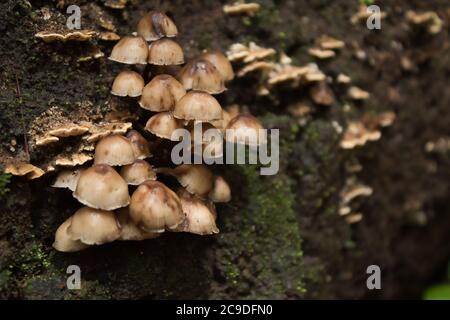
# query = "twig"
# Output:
<box><xmin>14</xmin><ymin>72</ymin><xmax>30</xmax><ymax>161</ymax></box>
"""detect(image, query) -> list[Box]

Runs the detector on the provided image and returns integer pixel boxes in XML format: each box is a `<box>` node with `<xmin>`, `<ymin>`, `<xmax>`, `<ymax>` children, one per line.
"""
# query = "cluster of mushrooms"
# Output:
<box><xmin>52</xmin><ymin>11</ymin><xmax>265</xmax><ymax>252</ymax></box>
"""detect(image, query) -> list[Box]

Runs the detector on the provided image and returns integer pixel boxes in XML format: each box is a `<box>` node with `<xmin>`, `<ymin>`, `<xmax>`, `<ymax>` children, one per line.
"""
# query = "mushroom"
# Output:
<box><xmin>199</xmin><ymin>52</ymin><xmax>234</xmax><ymax>81</ymax></box>
<box><xmin>223</xmin><ymin>2</ymin><xmax>260</xmax><ymax>16</ymax></box>
<box><xmin>117</xmin><ymin>207</ymin><xmax>161</xmax><ymax>240</ymax></box>
<box><xmin>120</xmin><ymin>160</ymin><xmax>157</xmax><ymax>185</ymax></box>
<box><xmin>129</xmin><ymin>180</ymin><xmax>184</xmax><ymax>232</ymax></box>
<box><xmin>147</xmin><ymin>38</ymin><xmax>184</xmax><ymax>65</ymax></box>
<box><xmin>137</xmin><ymin>11</ymin><xmax>178</xmax><ymax>41</ymax></box>
<box><xmin>126</xmin><ymin>130</ymin><xmax>151</xmax><ymax>160</ymax></box>
<box><xmin>73</xmin><ymin>164</ymin><xmax>130</xmax><ymax>210</ymax></box>
<box><xmin>176</xmin><ymin>192</ymin><xmax>219</xmax><ymax>235</ymax></box>
<box><xmin>225</xmin><ymin>114</ymin><xmax>266</xmax><ymax>146</ymax></box>
<box><xmin>139</xmin><ymin>74</ymin><xmax>186</xmax><ymax>112</ymax></box>
<box><xmin>308</xmin><ymin>47</ymin><xmax>336</xmax><ymax>59</ymax></box>
<box><xmin>109</xmin><ymin>36</ymin><xmax>148</xmax><ymax>65</ymax></box>
<box><xmin>208</xmin><ymin>176</ymin><xmax>231</xmax><ymax>203</ymax></box>
<box><xmin>4</xmin><ymin>162</ymin><xmax>45</xmax><ymax>180</ymax></box>
<box><xmin>67</xmin><ymin>207</ymin><xmax>121</xmax><ymax>245</ymax></box>
<box><xmin>51</xmin><ymin>169</ymin><xmax>83</xmax><ymax>191</ymax></box>
<box><xmin>48</xmin><ymin>124</ymin><xmax>90</xmax><ymax>137</ymax></box>
<box><xmin>178</xmin><ymin>59</ymin><xmax>225</xmax><ymax>94</ymax></box>
<box><xmin>54</xmin><ymin>153</ymin><xmax>93</xmax><ymax>167</ymax></box>
<box><xmin>189</xmin><ymin>122</ymin><xmax>224</xmax><ymax>159</ymax></box>
<box><xmin>53</xmin><ymin>217</ymin><xmax>90</xmax><ymax>252</ymax></box>
<box><xmin>94</xmin><ymin>134</ymin><xmax>136</xmax><ymax>166</ymax></box>
<box><xmin>145</xmin><ymin>112</ymin><xmax>184</xmax><ymax>141</ymax></box>
<box><xmin>173</xmin><ymin>91</ymin><xmax>223</xmax><ymax>122</ymax></box>
<box><xmin>111</xmin><ymin>70</ymin><xmax>145</xmax><ymax>97</ymax></box>
<box><xmin>348</xmin><ymin>86</ymin><xmax>370</xmax><ymax>100</ymax></box>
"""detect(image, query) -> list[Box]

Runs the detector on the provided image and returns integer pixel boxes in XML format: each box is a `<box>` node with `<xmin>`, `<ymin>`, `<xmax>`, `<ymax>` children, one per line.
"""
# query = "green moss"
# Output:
<box><xmin>18</xmin><ymin>243</ymin><xmax>51</xmax><ymax>276</ymax></box>
<box><xmin>0</xmin><ymin>173</ymin><xmax>11</xmax><ymax>199</ymax></box>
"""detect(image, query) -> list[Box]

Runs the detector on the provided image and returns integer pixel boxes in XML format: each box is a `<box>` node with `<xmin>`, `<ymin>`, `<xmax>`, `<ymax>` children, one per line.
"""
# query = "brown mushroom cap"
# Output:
<box><xmin>111</xmin><ymin>70</ymin><xmax>145</xmax><ymax>97</ymax></box>
<box><xmin>148</xmin><ymin>38</ymin><xmax>184</xmax><ymax>65</ymax></box>
<box><xmin>51</xmin><ymin>169</ymin><xmax>83</xmax><ymax>192</ymax></box>
<box><xmin>67</xmin><ymin>207</ymin><xmax>121</xmax><ymax>245</ymax></box>
<box><xmin>94</xmin><ymin>134</ymin><xmax>136</xmax><ymax>166</ymax></box>
<box><xmin>139</xmin><ymin>74</ymin><xmax>186</xmax><ymax>112</ymax></box>
<box><xmin>53</xmin><ymin>217</ymin><xmax>90</xmax><ymax>252</ymax></box>
<box><xmin>225</xmin><ymin>114</ymin><xmax>266</xmax><ymax>146</ymax></box>
<box><xmin>173</xmin><ymin>91</ymin><xmax>223</xmax><ymax>122</ymax></box>
<box><xmin>73</xmin><ymin>164</ymin><xmax>130</xmax><ymax>210</ymax></box>
<box><xmin>176</xmin><ymin>192</ymin><xmax>219</xmax><ymax>235</ymax></box>
<box><xmin>171</xmin><ymin>164</ymin><xmax>214</xmax><ymax>197</ymax></box>
<box><xmin>120</xmin><ymin>160</ymin><xmax>157</xmax><ymax>185</ymax></box>
<box><xmin>144</xmin><ymin>112</ymin><xmax>184</xmax><ymax>141</ymax></box>
<box><xmin>178</xmin><ymin>59</ymin><xmax>225</xmax><ymax>94</ymax></box>
<box><xmin>189</xmin><ymin>122</ymin><xmax>224</xmax><ymax>158</ymax></box>
<box><xmin>129</xmin><ymin>180</ymin><xmax>184</xmax><ymax>232</ymax></box>
<box><xmin>109</xmin><ymin>36</ymin><xmax>148</xmax><ymax>65</ymax></box>
<box><xmin>126</xmin><ymin>130</ymin><xmax>151</xmax><ymax>159</ymax></box>
<box><xmin>208</xmin><ymin>176</ymin><xmax>231</xmax><ymax>203</ymax></box>
<box><xmin>137</xmin><ymin>11</ymin><xmax>178</xmax><ymax>41</ymax></box>
<box><xmin>117</xmin><ymin>207</ymin><xmax>161</xmax><ymax>241</ymax></box>
<box><xmin>199</xmin><ymin>52</ymin><xmax>234</xmax><ymax>81</ymax></box>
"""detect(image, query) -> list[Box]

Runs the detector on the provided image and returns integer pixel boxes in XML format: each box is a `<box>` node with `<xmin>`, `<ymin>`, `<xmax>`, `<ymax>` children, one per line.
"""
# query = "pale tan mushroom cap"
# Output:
<box><xmin>67</xmin><ymin>207</ymin><xmax>121</xmax><ymax>245</ymax></box>
<box><xmin>145</xmin><ymin>112</ymin><xmax>184</xmax><ymax>141</ymax></box>
<box><xmin>51</xmin><ymin>169</ymin><xmax>83</xmax><ymax>192</ymax></box>
<box><xmin>120</xmin><ymin>160</ymin><xmax>157</xmax><ymax>185</ymax></box>
<box><xmin>129</xmin><ymin>181</ymin><xmax>184</xmax><ymax>233</ymax></box>
<box><xmin>172</xmin><ymin>164</ymin><xmax>214</xmax><ymax>197</ymax></box>
<box><xmin>199</xmin><ymin>52</ymin><xmax>235</xmax><ymax>81</ymax></box>
<box><xmin>126</xmin><ymin>130</ymin><xmax>151</xmax><ymax>159</ymax></box>
<box><xmin>109</xmin><ymin>36</ymin><xmax>148</xmax><ymax>65</ymax></box>
<box><xmin>94</xmin><ymin>134</ymin><xmax>136</xmax><ymax>166</ymax></box>
<box><xmin>173</xmin><ymin>91</ymin><xmax>223</xmax><ymax>122</ymax></box>
<box><xmin>53</xmin><ymin>217</ymin><xmax>90</xmax><ymax>252</ymax></box>
<box><xmin>74</xmin><ymin>164</ymin><xmax>130</xmax><ymax>210</ymax></box>
<box><xmin>178</xmin><ymin>59</ymin><xmax>225</xmax><ymax>94</ymax></box>
<box><xmin>139</xmin><ymin>74</ymin><xmax>186</xmax><ymax>112</ymax></box>
<box><xmin>225</xmin><ymin>114</ymin><xmax>266</xmax><ymax>146</ymax></box>
<box><xmin>117</xmin><ymin>208</ymin><xmax>161</xmax><ymax>241</ymax></box>
<box><xmin>189</xmin><ymin>122</ymin><xmax>224</xmax><ymax>158</ymax></box>
<box><xmin>177</xmin><ymin>193</ymin><xmax>219</xmax><ymax>235</ymax></box>
<box><xmin>137</xmin><ymin>11</ymin><xmax>178</xmax><ymax>41</ymax></box>
<box><xmin>148</xmin><ymin>39</ymin><xmax>184</xmax><ymax>65</ymax></box>
<box><xmin>209</xmin><ymin>176</ymin><xmax>231</xmax><ymax>203</ymax></box>
<box><xmin>111</xmin><ymin>70</ymin><xmax>145</xmax><ymax>97</ymax></box>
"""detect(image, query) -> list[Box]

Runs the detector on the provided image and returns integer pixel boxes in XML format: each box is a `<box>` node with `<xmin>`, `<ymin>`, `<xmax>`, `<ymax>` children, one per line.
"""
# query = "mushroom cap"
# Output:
<box><xmin>178</xmin><ymin>59</ymin><xmax>225</xmax><ymax>94</ymax></box>
<box><xmin>129</xmin><ymin>180</ymin><xmax>184</xmax><ymax>232</ymax></box>
<box><xmin>53</xmin><ymin>217</ymin><xmax>90</xmax><ymax>252</ymax></box>
<box><xmin>73</xmin><ymin>164</ymin><xmax>130</xmax><ymax>210</ymax></box>
<box><xmin>94</xmin><ymin>134</ymin><xmax>136</xmax><ymax>166</ymax></box>
<box><xmin>173</xmin><ymin>91</ymin><xmax>223</xmax><ymax>122</ymax></box>
<box><xmin>120</xmin><ymin>160</ymin><xmax>157</xmax><ymax>185</ymax></box>
<box><xmin>225</xmin><ymin>114</ymin><xmax>266</xmax><ymax>146</ymax></box>
<box><xmin>111</xmin><ymin>70</ymin><xmax>145</xmax><ymax>97</ymax></box>
<box><xmin>199</xmin><ymin>52</ymin><xmax>234</xmax><ymax>81</ymax></box>
<box><xmin>172</xmin><ymin>164</ymin><xmax>214</xmax><ymax>197</ymax></box>
<box><xmin>51</xmin><ymin>169</ymin><xmax>83</xmax><ymax>192</ymax></box>
<box><xmin>109</xmin><ymin>36</ymin><xmax>148</xmax><ymax>65</ymax></box>
<box><xmin>176</xmin><ymin>193</ymin><xmax>219</xmax><ymax>235</ymax></box>
<box><xmin>145</xmin><ymin>111</ymin><xmax>184</xmax><ymax>141</ymax></box>
<box><xmin>67</xmin><ymin>207</ymin><xmax>121</xmax><ymax>245</ymax></box>
<box><xmin>139</xmin><ymin>74</ymin><xmax>186</xmax><ymax>112</ymax></box>
<box><xmin>126</xmin><ymin>130</ymin><xmax>151</xmax><ymax>159</ymax></box>
<box><xmin>148</xmin><ymin>38</ymin><xmax>184</xmax><ymax>65</ymax></box>
<box><xmin>137</xmin><ymin>11</ymin><xmax>178</xmax><ymax>41</ymax></box>
<box><xmin>189</xmin><ymin>122</ymin><xmax>224</xmax><ymax>158</ymax></box>
<box><xmin>117</xmin><ymin>207</ymin><xmax>161</xmax><ymax>241</ymax></box>
<box><xmin>208</xmin><ymin>176</ymin><xmax>231</xmax><ymax>203</ymax></box>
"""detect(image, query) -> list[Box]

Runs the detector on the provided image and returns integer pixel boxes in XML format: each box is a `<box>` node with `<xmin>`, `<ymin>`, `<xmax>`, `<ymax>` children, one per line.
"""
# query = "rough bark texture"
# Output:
<box><xmin>0</xmin><ymin>0</ymin><xmax>449</xmax><ymax>299</ymax></box>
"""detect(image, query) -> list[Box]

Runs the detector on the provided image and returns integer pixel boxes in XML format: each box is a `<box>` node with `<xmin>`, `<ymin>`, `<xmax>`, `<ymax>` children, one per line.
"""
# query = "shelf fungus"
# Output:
<box><xmin>4</xmin><ymin>162</ymin><xmax>45</xmax><ymax>180</ymax></box>
<box><xmin>340</xmin><ymin>121</ymin><xmax>381</xmax><ymax>149</ymax></box>
<box><xmin>406</xmin><ymin>10</ymin><xmax>443</xmax><ymax>34</ymax></box>
<box><xmin>35</xmin><ymin>30</ymin><xmax>98</xmax><ymax>43</ymax></box>
<box><xmin>223</xmin><ymin>2</ymin><xmax>261</xmax><ymax>16</ymax></box>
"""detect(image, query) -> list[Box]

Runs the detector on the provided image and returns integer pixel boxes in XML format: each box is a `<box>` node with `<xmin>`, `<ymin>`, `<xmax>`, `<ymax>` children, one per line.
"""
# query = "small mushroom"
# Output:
<box><xmin>189</xmin><ymin>122</ymin><xmax>224</xmax><ymax>159</ymax></box>
<box><xmin>223</xmin><ymin>2</ymin><xmax>260</xmax><ymax>16</ymax></box>
<box><xmin>208</xmin><ymin>176</ymin><xmax>231</xmax><ymax>203</ymax></box>
<box><xmin>178</xmin><ymin>59</ymin><xmax>225</xmax><ymax>94</ymax></box>
<box><xmin>126</xmin><ymin>130</ymin><xmax>151</xmax><ymax>159</ymax></box>
<box><xmin>53</xmin><ymin>217</ymin><xmax>90</xmax><ymax>252</ymax></box>
<box><xmin>173</xmin><ymin>91</ymin><xmax>223</xmax><ymax>122</ymax></box>
<box><xmin>199</xmin><ymin>52</ymin><xmax>234</xmax><ymax>81</ymax></box>
<box><xmin>129</xmin><ymin>180</ymin><xmax>184</xmax><ymax>232</ymax></box>
<box><xmin>120</xmin><ymin>160</ymin><xmax>157</xmax><ymax>185</ymax></box>
<box><xmin>73</xmin><ymin>164</ymin><xmax>130</xmax><ymax>210</ymax></box>
<box><xmin>116</xmin><ymin>207</ymin><xmax>160</xmax><ymax>240</ymax></box>
<box><xmin>4</xmin><ymin>162</ymin><xmax>45</xmax><ymax>180</ymax></box>
<box><xmin>109</xmin><ymin>36</ymin><xmax>148</xmax><ymax>65</ymax></box>
<box><xmin>148</xmin><ymin>38</ymin><xmax>184</xmax><ymax>65</ymax></box>
<box><xmin>67</xmin><ymin>207</ymin><xmax>121</xmax><ymax>245</ymax></box>
<box><xmin>51</xmin><ymin>169</ymin><xmax>83</xmax><ymax>191</ymax></box>
<box><xmin>111</xmin><ymin>70</ymin><xmax>145</xmax><ymax>97</ymax></box>
<box><xmin>137</xmin><ymin>11</ymin><xmax>178</xmax><ymax>41</ymax></box>
<box><xmin>94</xmin><ymin>134</ymin><xmax>136</xmax><ymax>166</ymax></box>
<box><xmin>145</xmin><ymin>112</ymin><xmax>184</xmax><ymax>141</ymax></box>
<box><xmin>348</xmin><ymin>86</ymin><xmax>370</xmax><ymax>100</ymax></box>
<box><xmin>139</xmin><ymin>74</ymin><xmax>186</xmax><ymax>112</ymax></box>
<box><xmin>176</xmin><ymin>192</ymin><xmax>219</xmax><ymax>235</ymax></box>
<box><xmin>225</xmin><ymin>114</ymin><xmax>266</xmax><ymax>146</ymax></box>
